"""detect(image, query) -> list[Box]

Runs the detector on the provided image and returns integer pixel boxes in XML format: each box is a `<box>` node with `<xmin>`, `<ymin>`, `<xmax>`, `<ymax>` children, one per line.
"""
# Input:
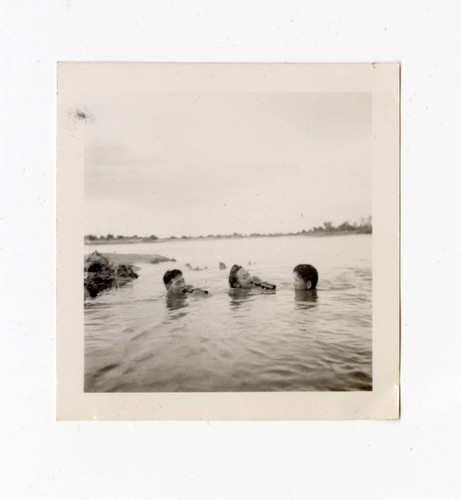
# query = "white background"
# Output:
<box><xmin>1</xmin><ymin>1</ymin><xmax>460</xmax><ymax>499</ymax></box>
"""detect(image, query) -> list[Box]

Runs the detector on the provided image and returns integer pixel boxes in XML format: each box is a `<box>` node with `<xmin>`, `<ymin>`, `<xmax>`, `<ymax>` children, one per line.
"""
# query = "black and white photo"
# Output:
<box><xmin>57</xmin><ymin>63</ymin><xmax>399</xmax><ymax>419</ymax></box>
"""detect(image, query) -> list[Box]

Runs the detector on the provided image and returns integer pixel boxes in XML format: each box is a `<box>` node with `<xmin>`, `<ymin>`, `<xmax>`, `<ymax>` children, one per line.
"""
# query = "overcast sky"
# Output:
<box><xmin>84</xmin><ymin>92</ymin><xmax>371</xmax><ymax>238</ymax></box>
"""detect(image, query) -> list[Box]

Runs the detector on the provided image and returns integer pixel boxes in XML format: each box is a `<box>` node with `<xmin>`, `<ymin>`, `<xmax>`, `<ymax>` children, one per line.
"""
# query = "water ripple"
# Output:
<box><xmin>84</xmin><ymin>235</ymin><xmax>372</xmax><ymax>392</ymax></box>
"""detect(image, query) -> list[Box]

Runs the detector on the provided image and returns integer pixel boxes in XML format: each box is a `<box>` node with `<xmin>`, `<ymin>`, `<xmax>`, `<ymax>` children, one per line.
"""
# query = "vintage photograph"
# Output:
<box><xmin>57</xmin><ymin>63</ymin><xmax>399</xmax><ymax>418</ymax></box>
<box><xmin>83</xmin><ymin>91</ymin><xmax>372</xmax><ymax>393</ymax></box>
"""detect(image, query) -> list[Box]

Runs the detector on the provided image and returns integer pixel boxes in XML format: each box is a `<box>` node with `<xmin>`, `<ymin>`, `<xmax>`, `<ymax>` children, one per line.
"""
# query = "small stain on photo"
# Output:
<box><xmin>69</xmin><ymin>107</ymin><xmax>95</xmax><ymax>124</ymax></box>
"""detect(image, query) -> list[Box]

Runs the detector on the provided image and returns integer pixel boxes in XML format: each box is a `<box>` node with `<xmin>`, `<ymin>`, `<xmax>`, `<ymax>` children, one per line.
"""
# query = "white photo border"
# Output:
<box><xmin>57</xmin><ymin>63</ymin><xmax>400</xmax><ymax>420</ymax></box>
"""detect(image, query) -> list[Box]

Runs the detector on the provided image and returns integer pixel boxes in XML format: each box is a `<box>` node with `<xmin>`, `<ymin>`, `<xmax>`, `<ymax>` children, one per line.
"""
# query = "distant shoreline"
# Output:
<box><xmin>84</xmin><ymin>231</ymin><xmax>371</xmax><ymax>246</ymax></box>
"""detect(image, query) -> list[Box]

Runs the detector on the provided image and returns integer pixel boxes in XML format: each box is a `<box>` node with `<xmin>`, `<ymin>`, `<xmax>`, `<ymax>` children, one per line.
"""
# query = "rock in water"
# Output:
<box><xmin>186</xmin><ymin>263</ymin><xmax>207</xmax><ymax>271</ymax></box>
<box><xmin>84</xmin><ymin>252</ymin><xmax>116</xmax><ymax>297</ymax></box>
<box><xmin>219</xmin><ymin>262</ymin><xmax>227</xmax><ymax>270</ymax></box>
<box><xmin>151</xmin><ymin>254</ymin><xmax>176</xmax><ymax>264</ymax></box>
<box><xmin>84</xmin><ymin>251</ymin><xmax>112</xmax><ymax>272</ymax></box>
<box><xmin>116</xmin><ymin>264</ymin><xmax>138</xmax><ymax>280</ymax></box>
<box><xmin>84</xmin><ymin>251</ymin><xmax>138</xmax><ymax>298</ymax></box>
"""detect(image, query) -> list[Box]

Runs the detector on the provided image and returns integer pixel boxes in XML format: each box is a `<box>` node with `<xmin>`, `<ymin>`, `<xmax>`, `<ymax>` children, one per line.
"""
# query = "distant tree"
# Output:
<box><xmin>361</xmin><ymin>216</ymin><xmax>372</xmax><ymax>233</ymax></box>
<box><xmin>149</xmin><ymin>234</ymin><xmax>158</xmax><ymax>240</ymax></box>
<box><xmin>132</xmin><ymin>235</ymin><xmax>138</xmax><ymax>239</ymax></box>
<box><xmin>106</xmin><ymin>234</ymin><xmax>114</xmax><ymax>240</ymax></box>
<box><xmin>116</xmin><ymin>235</ymin><xmax>125</xmax><ymax>239</ymax></box>
<box><xmin>339</xmin><ymin>221</ymin><xmax>352</xmax><ymax>231</ymax></box>
<box><xmin>323</xmin><ymin>221</ymin><xmax>333</xmax><ymax>232</ymax></box>
<box><xmin>86</xmin><ymin>234</ymin><xmax>97</xmax><ymax>241</ymax></box>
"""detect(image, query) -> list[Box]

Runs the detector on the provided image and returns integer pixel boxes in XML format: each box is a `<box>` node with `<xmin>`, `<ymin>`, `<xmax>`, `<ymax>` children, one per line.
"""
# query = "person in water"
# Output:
<box><xmin>228</xmin><ymin>264</ymin><xmax>276</xmax><ymax>290</ymax></box>
<box><xmin>163</xmin><ymin>269</ymin><xmax>208</xmax><ymax>296</ymax></box>
<box><xmin>293</xmin><ymin>264</ymin><xmax>318</xmax><ymax>290</ymax></box>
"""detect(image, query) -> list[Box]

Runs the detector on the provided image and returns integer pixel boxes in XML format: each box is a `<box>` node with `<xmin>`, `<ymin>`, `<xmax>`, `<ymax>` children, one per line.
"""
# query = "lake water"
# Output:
<box><xmin>84</xmin><ymin>235</ymin><xmax>372</xmax><ymax>392</ymax></box>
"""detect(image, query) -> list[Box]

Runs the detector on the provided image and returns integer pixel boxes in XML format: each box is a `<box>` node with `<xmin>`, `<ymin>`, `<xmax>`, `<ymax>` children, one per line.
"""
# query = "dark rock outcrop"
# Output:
<box><xmin>84</xmin><ymin>251</ymin><xmax>138</xmax><ymax>298</ymax></box>
<box><xmin>116</xmin><ymin>264</ymin><xmax>138</xmax><ymax>280</ymax></box>
<box><xmin>219</xmin><ymin>262</ymin><xmax>227</xmax><ymax>270</ymax></box>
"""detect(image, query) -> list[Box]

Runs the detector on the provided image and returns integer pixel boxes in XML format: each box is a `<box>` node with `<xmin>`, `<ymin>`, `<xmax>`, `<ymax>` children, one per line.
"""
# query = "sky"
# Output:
<box><xmin>84</xmin><ymin>92</ymin><xmax>371</xmax><ymax>238</ymax></box>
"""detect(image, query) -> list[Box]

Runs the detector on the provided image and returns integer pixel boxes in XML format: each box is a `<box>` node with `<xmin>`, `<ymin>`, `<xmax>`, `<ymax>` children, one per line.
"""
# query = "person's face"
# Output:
<box><xmin>168</xmin><ymin>274</ymin><xmax>186</xmax><ymax>294</ymax></box>
<box><xmin>236</xmin><ymin>268</ymin><xmax>253</xmax><ymax>289</ymax></box>
<box><xmin>293</xmin><ymin>272</ymin><xmax>312</xmax><ymax>290</ymax></box>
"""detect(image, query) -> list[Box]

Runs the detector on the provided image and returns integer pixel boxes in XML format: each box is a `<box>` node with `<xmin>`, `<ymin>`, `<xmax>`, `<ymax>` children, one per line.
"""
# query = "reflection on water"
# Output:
<box><xmin>165</xmin><ymin>295</ymin><xmax>188</xmax><ymax>312</ymax></box>
<box><xmin>228</xmin><ymin>289</ymin><xmax>252</xmax><ymax>311</ymax></box>
<box><xmin>228</xmin><ymin>287</ymin><xmax>276</xmax><ymax>310</ymax></box>
<box><xmin>294</xmin><ymin>289</ymin><xmax>318</xmax><ymax>310</ymax></box>
<box><xmin>84</xmin><ymin>235</ymin><xmax>372</xmax><ymax>392</ymax></box>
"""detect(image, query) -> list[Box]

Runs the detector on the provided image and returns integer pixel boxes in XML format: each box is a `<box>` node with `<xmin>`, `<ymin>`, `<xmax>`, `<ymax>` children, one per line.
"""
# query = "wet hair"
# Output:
<box><xmin>228</xmin><ymin>264</ymin><xmax>242</xmax><ymax>288</ymax></box>
<box><xmin>293</xmin><ymin>264</ymin><xmax>318</xmax><ymax>290</ymax></box>
<box><xmin>163</xmin><ymin>269</ymin><xmax>183</xmax><ymax>288</ymax></box>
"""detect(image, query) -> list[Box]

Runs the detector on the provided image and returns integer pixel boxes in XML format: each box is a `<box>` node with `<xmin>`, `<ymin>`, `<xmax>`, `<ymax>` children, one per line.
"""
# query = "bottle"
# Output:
<box><xmin>251</xmin><ymin>276</ymin><xmax>276</xmax><ymax>290</ymax></box>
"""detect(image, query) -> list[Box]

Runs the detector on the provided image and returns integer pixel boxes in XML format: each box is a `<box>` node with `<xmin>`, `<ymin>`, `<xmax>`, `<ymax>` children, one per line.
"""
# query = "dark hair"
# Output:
<box><xmin>163</xmin><ymin>269</ymin><xmax>183</xmax><ymax>286</ymax></box>
<box><xmin>228</xmin><ymin>264</ymin><xmax>242</xmax><ymax>288</ymax></box>
<box><xmin>293</xmin><ymin>264</ymin><xmax>318</xmax><ymax>289</ymax></box>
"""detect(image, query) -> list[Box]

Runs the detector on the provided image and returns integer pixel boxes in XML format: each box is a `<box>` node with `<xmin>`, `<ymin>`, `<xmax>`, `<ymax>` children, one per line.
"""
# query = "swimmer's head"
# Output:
<box><xmin>229</xmin><ymin>264</ymin><xmax>253</xmax><ymax>289</ymax></box>
<box><xmin>293</xmin><ymin>264</ymin><xmax>318</xmax><ymax>290</ymax></box>
<box><xmin>163</xmin><ymin>269</ymin><xmax>186</xmax><ymax>294</ymax></box>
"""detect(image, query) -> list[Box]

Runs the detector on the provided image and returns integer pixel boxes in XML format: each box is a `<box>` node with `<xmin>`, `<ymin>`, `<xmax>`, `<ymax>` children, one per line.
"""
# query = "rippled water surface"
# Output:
<box><xmin>84</xmin><ymin>235</ymin><xmax>372</xmax><ymax>392</ymax></box>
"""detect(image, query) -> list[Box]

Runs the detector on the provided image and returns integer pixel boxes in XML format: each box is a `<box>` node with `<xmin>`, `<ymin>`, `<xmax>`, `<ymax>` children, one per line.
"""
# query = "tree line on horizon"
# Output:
<box><xmin>84</xmin><ymin>217</ymin><xmax>372</xmax><ymax>241</ymax></box>
<box><xmin>85</xmin><ymin>234</ymin><xmax>159</xmax><ymax>241</ymax></box>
